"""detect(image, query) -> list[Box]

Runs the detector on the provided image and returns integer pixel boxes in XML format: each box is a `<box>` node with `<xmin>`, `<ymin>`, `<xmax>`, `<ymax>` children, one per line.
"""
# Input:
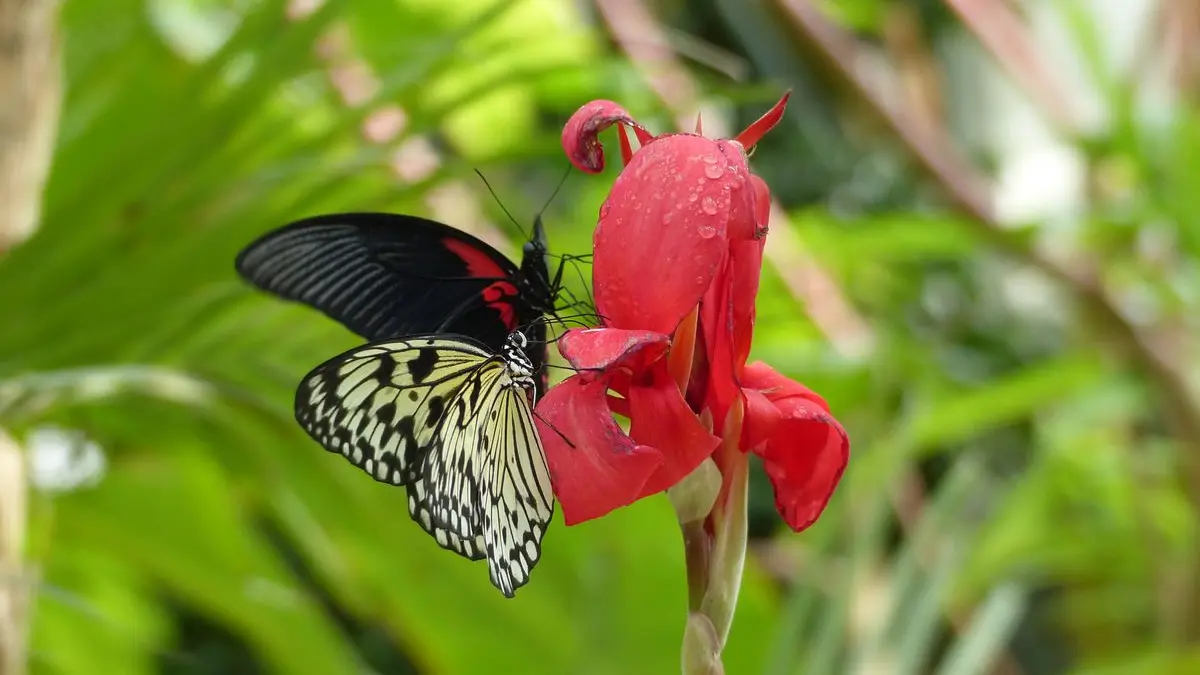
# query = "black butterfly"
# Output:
<box><xmin>235</xmin><ymin>212</ymin><xmax>572</xmax><ymax>393</ymax></box>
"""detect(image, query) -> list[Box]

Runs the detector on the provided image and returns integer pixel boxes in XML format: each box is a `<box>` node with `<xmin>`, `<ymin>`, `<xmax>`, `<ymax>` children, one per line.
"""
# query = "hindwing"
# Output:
<box><xmin>420</xmin><ymin>339</ymin><xmax>554</xmax><ymax>597</ymax></box>
<box><xmin>407</xmin><ymin>477</ymin><xmax>485</xmax><ymax>561</ymax></box>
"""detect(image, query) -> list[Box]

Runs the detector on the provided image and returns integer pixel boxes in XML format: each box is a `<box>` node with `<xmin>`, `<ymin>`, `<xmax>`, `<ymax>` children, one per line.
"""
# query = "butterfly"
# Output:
<box><xmin>295</xmin><ymin>329</ymin><xmax>555</xmax><ymax>597</ymax></box>
<box><xmin>234</xmin><ymin>212</ymin><xmax>569</xmax><ymax>393</ymax></box>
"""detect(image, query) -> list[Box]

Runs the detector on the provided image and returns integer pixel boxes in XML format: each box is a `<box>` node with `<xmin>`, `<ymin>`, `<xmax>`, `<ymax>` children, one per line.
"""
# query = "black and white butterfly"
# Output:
<box><xmin>295</xmin><ymin>329</ymin><xmax>554</xmax><ymax>597</ymax></box>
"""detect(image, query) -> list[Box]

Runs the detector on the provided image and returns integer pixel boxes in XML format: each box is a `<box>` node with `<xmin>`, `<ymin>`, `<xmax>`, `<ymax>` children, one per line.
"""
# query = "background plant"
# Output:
<box><xmin>0</xmin><ymin>0</ymin><xmax>1196</xmax><ymax>674</ymax></box>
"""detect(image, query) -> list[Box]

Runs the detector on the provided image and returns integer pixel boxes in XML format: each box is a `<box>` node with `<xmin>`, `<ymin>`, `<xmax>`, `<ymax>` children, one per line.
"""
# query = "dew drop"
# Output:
<box><xmin>688</xmin><ymin>192</ymin><xmax>699</xmax><ymax>203</ymax></box>
<box><xmin>697</xmin><ymin>224</ymin><xmax>717</xmax><ymax>239</ymax></box>
<box><xmin>700</xmin><ymin>196</ymin><xmax>719</xmax><ymax>215</ymax></box>
<box><xmin>704</xmin><ymin>162</ymin><xmax>724</xmax><ymax>179</ymax></box>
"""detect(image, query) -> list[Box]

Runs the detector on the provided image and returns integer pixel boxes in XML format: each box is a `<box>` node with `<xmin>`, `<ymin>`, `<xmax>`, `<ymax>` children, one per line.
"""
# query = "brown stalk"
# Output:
<box><xmin>939</xmin><ymin>0</ymin><xmax>1080</xmax><ymax>133</ymax></box>
<box><xmin>0</xmin><ymin>429</ymin><xmax>28</xmax><ymax>675</ymax></box>
<box><xmin>0</xmin><ymin>0</ymin><xmax>60</xmax><ymax>671</ymax></box>
<box><xmin>0</xmin><ymin>0</ymin><xmax>61</xmax><ymax>255</ymax></box>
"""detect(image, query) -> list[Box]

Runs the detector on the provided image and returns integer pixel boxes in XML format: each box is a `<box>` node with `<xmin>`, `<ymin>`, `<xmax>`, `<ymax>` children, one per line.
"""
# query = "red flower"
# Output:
<box><xmin>537</xmin><ymin>94</ymin><xmax>849</xmax><ymax>532</ymax></box>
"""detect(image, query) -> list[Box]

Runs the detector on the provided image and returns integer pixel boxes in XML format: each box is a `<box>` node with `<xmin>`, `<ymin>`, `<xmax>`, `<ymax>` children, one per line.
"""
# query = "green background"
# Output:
<box><xmin>3</xmin><ymin>0</ymin><xmax>1198</xmax><ymax>673</ymax></box>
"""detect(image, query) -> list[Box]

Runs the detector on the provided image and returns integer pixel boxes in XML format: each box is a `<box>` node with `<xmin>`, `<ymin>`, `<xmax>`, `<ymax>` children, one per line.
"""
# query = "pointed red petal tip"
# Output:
<box><xmin>562</xmin><ymin>100</ymin><xmax>650</xmax><ymax>174</ymax></box>
<box><xmin>734</xmin><ymin>91</ymin><xmax>791</xmax><ymax>150</ymax></box>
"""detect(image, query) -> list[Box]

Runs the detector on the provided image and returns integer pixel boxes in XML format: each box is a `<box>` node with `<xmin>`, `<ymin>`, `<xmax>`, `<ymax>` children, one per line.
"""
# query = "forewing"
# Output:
<box><xmin>294</xmin><ymin>336</ymin><xmax>494</xmax><ymax>487</ymax></box>
<box><xmin>236</xmin><ymin>213</ymin><xmax>526</xmax><ymax>350</ymax></box>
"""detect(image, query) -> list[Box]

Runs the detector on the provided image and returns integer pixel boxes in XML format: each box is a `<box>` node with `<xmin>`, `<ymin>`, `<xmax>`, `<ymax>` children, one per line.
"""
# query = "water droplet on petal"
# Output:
<box><xmin>697</xmin><ymin>224</ymin><xmax>717</xmax><ymax>239</ymax></box>
<box><xmin>600</xmin><ymin>202</ymin><xmax>612</xmax><ymax>220</ymax></box>
<box><xmin>688</xmin><ymin>192</ymin><xmax>699</xmax><ymax>203</ymax></box>
<box><xmin>700</xmin><ymin>196</ymin><xmax>719</xmax><ymax>215</ymax></box>
<box><xmin>704</xmin><ymin>163</ymin><xmax>724</xmax><ymax>179</ymax></box>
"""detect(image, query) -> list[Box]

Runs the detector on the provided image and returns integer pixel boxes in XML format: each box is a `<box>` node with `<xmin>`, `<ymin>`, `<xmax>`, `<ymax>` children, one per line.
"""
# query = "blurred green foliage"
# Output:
<box><xmin>4</xmin><ymin>0</ymin><xmax>1200</xmax><ymax>673</ymax></box>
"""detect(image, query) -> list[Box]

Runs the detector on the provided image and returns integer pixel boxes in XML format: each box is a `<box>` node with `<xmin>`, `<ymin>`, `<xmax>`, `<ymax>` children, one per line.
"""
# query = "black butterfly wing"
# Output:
<box><xmin>235</xmin><ymin>213</ymin><xmax>535</xmax><ymax>355</ymax></box>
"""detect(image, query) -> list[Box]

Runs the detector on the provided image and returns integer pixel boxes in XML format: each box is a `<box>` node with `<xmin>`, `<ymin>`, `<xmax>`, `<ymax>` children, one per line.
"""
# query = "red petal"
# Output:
<box><xmin>741</xmin><ymin>387</ymin><xmax>780</xmax><ymax>452</ymax></box>
<box><xmin>741</xmin><ymin>363</ymin><xmax>848</xmax><ymax>532</ymax></box>
<box><xmin>627</xmin><ymin>360</ymin><xmax>722</xmax><ymax>496</ymax></box>
<box><xmin>697</xmin><ymin>237</ymin><xmax>765</xmax><ymax>434</ymax></box>
<box><xmin>593</xmin><ymin>135</ymin><xmax>752</xmax><ymax>334</ymax></box>
<box><xmin>699</xmin><ymin>254</ymin><xmax>738</xmax><ymax>435</ymax></box>
<box><xmin>562</xmin><ymin>100</ymin><xmax>650</xmax><ymax>174</ymax></box>
<box><xmin>535</xmin><ymin>376</ymin><xmax>665</xmax><ymax>525</ymax></box>
<box><xmin>729</xmin><ymin>237</ymin><xmax>766</xmax><ymax>374</ymax></box>
<box><xmin>742</xmin><ymin>361</ymin><xmax>831</xmax><ymax>409</ymax></box>
<box><xmin>734</xmin><ymin>92</ymin><xmax>790</xmax><ymax>150</ymax></box>
<box><xmin>557</xmin><ymin>328</ymin><xmax>670</xmax><ymax>372</ymax></box>
<box><xmin>749</xmin><ymin>174</ymin><xmax>771</xmax><ymax>236</ymax></box>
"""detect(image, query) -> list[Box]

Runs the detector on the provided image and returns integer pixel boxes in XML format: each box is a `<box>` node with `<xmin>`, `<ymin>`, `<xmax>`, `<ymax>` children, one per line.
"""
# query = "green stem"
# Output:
<box><xmin>682</xmin><ymin>612</ymin><xmax>725</xmax><ymax>675</ymax></box>
<box><xmin>700</xmin><ymin>452</ymin><xmax>749</xmax><ymax>645</ymax></box>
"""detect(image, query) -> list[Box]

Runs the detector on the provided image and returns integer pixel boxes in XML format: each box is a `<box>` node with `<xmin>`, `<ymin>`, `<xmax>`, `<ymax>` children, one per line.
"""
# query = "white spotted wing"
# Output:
<box><xmin>294</xmin><ymin>332</ymin><xmax>554</xmax><ymax>596</ymax></box>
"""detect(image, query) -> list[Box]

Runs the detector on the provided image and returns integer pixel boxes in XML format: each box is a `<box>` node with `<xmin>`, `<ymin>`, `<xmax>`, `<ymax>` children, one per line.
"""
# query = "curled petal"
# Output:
<box><xmin>562</xmin><ymin>100</ymin><xmax>650</xmax><ymax>174</ymax></box>
<box><xmin>742</xmin><ymin>361</ymin><xmax>831</xmax><ymax>408</ymax></box>
<box><xmin>536</xmin><ymin>376</ymin><xmax>664</xmax><ymax>525</ymax></box>
<box><xmin>758</xmin><ymin>397</ymin><xmax>849</xmax><ymax>532</ymax></box>
<box><xmin>741</xmin><ymin>362</ymin><xmax>848</xmax><ymax>532</ymax></box>
<box><xmin>734</xmin><ymin>91</ymin><xmax>791</xmax><ymax>150</ymax></box>
<box><xmin>594</xmin><ymin>135</ymin><xmax>752</xmax><ymax>334</ymax></box>
<box><xmin>557</xmin><ymin>328</ymin><xmax>670</xmax><ymax>373</ymax></box>
<box><xmin>741</xmin><ymin>387</ymin><xmax>780</xmax><ymax>453</ymax></box>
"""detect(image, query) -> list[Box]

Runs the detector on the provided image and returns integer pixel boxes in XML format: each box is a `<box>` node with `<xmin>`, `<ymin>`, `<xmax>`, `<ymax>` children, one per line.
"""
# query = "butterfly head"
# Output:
<box><xmin>502</xmin><ymin>331</ymin><xmax>536</xmax><ymax>390</ymax></box>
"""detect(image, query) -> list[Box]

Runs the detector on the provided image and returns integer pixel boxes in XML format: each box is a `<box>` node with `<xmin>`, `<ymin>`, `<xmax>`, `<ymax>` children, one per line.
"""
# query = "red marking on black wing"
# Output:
<box><xmin>235</xmin><ymin>213</ymin><xmax>528</xmax><ymax>355</ymax></box>
<box><xmin>480</xmin><ymin>282</ymin><xmax>520</xmax><ymax>332</ymax></box>
<box><xmin>441</xmin><ymin>237</ymin><xmax>509</xmax><ymax>279</ymax></box>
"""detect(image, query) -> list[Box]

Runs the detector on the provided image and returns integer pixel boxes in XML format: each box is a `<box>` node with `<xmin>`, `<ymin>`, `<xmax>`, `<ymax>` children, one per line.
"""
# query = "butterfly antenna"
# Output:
<box><xmin>533</xmin><ymin>162</ymin><xmax>573</xmax><ymax>223</ymax></box>
<box><xmin>473</xmin><ymin>168</ymin><xmax>529</xmax><ymax>240</ymax></box>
